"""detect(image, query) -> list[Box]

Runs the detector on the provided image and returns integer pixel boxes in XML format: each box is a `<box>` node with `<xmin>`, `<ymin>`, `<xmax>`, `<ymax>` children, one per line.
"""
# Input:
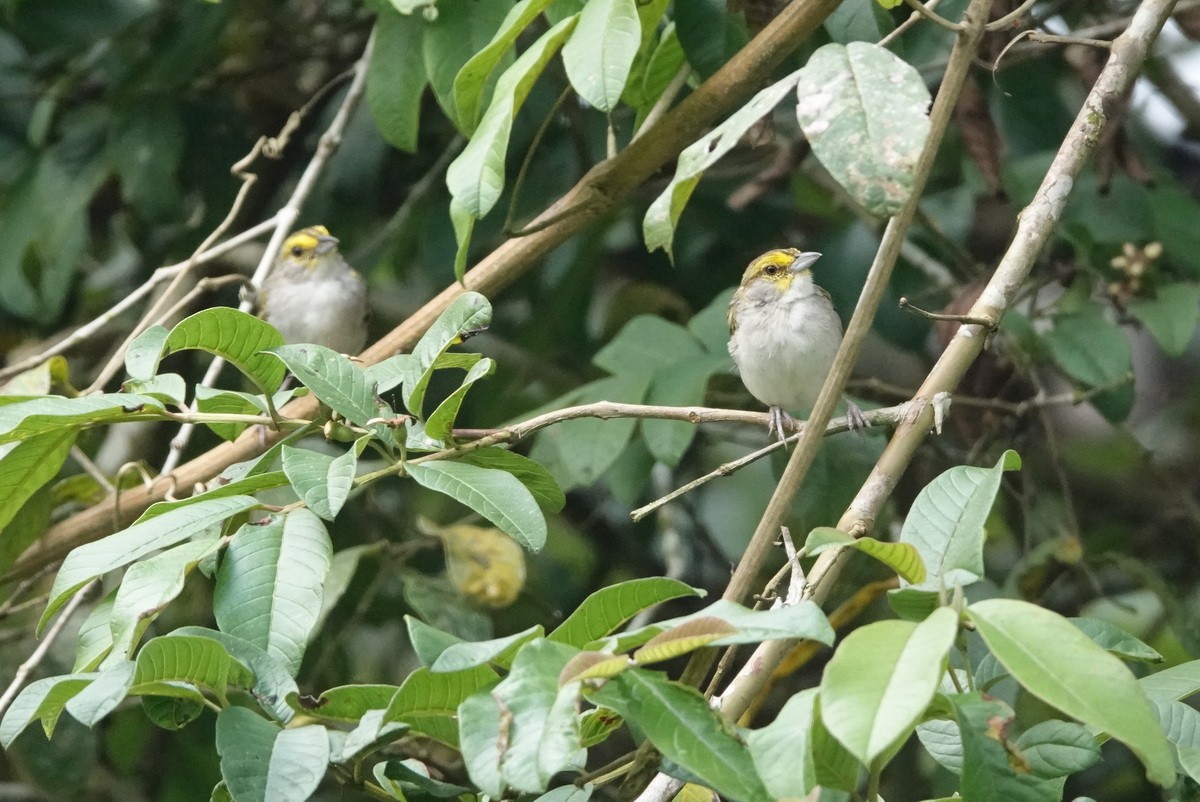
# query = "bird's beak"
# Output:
<box><xmin>315</xmin><ymin>234</ymin><xmax>340</xmax><ymax>255</ymax></box>
<box><xmin>789</xmin><ymin>251</ymin><xmax>822</xmax><ymax>273</ymax></box>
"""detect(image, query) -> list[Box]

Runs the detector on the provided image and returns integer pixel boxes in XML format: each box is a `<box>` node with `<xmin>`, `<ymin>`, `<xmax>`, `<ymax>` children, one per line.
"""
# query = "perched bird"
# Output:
<box><xmin>728</xmin><ymin>248</ymin><xmax>866</xmax><ymax>439</ymax></box>
<box><xmin>259</xmin><ymin>226</ymin><xmax>367</xmax><ymax>354</ymax></box>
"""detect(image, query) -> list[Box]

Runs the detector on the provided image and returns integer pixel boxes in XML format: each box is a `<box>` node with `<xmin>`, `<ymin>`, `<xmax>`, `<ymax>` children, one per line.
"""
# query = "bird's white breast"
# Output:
<box><xmin>729</xmin><ymin>281</ymin><xmax>842</xmax><ymax>412</ymax></box>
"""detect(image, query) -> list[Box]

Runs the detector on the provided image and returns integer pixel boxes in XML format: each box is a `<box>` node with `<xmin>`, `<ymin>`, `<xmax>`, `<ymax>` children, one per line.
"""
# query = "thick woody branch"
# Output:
<box><xmin>11</xmin><ymin>0</ymin><xmax>843</xmax><ymax>583</ymax></box>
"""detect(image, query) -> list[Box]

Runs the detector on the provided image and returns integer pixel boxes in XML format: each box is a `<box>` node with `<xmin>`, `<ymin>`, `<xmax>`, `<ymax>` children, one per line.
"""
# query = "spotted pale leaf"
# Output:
<box><xmin>795</xmin><ymin>42</ymin><xmax>930</xmax><ymax>217</ymax></box>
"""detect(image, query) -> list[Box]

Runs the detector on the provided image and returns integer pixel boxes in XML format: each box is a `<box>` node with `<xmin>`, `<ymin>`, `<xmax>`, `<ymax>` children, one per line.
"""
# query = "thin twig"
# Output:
<box><xmin>630</xmin><ymin>405</ymin><xmax>908</xmax><ymax>522</ymax></box>
<box><xmin>0</xmin><ymin>221</ymin><xmax>274</xmax><ymax>385</ymax></box>
<box><xmin>984</xmin><ymin>0</ymin><xmax>1038</xmax><ymax>31</ymax></box>
<box><xmin>0</xmin><ymin>579</ymin><xmax>96</xmax><ymax>718</ymax></box>
<box><xmin>503</xmin><ymin>88</ymin><xmax>575</xmax><ymax>237</ymax></box>
<box><xmin>632</xmin><ymin>63</ymin><xmax>692</xmax><ymax>142</ymax></box>
<box><xmin>881</xmin><ymin>0</ymin><xmax>944</xmax><ymax>46</ymax></box>
<box><xmin>902</xmin><ymin>0</ymin><xmax>963</xmax><ymax>32</ymax></box>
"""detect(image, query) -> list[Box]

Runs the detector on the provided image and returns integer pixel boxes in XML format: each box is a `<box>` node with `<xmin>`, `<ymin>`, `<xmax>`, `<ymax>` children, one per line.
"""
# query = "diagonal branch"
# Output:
<box><xmin>9</xmin><ymin>0</ymin><xmax>845</xmax><ymax>583</ymax></box>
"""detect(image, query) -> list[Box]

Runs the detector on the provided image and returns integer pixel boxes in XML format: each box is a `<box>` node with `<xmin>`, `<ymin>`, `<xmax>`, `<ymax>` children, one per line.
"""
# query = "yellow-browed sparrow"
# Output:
<box><xmin>728</xmin><ymin>248</ymin><xmax>866</xmax><ymax>439</ymax></box>
<box><xmin>260</xmin><ymin>226</ymin><xmax>368</xmax><ymax>354</ymax></box>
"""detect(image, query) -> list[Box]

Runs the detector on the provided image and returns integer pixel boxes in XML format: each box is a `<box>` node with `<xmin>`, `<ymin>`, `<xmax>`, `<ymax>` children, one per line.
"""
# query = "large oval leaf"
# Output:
<box><xmin>407</xmin><ymin>459</ymin><xmax>546</xmax><ymax>550</ymax></box>
<box><xmin>819</xmin><ymin>607</ymin><xmax>958</xmax><ymax>765</ymax></box>
<box><xmin>561</xmin><ymin>0</ymin><xmax>640</xmax><ymax>112</ymax></box>
<box><xmin>795</xmin><ymin>42</ymin><xmax>931</xmax><ymax>216</ymax></box>
<box><xmin>967</xmin><ymin>598</ymin><xmax>1174</xmax><ymax>787</ymax></box>
<box><xmin>164</xmin><ymin>308</ymin><xmax>287</xmax><ymax>394</ymax></box>
<box><xmin>214</xmin><ymin>510</ymin><xmax>333</xmax><ymax>676</ymax></box>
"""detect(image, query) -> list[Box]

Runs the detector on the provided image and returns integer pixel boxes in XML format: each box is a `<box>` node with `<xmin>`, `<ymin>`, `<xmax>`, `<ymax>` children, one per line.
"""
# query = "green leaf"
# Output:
<box><xmin>590</xmin><ymin>669</ymin><xmax>771</xmax><ymax>802</ymax></box>
<box><xmin>368</xmin><ymin>8</ymin><xmax>427</xmax><ymax>152</ymax></box>
<box><xmin>313</xmin><ymin>544</ymin><xmax>378</xmax><ymax>635</ymax></box>
<box><xmin>407</xmin><ymin>459</ymin><xmax>547</xmax><ymax>550</ymax></box>
<box><xmin>673</xmin><ymin>0</ymin><xmax>746</xmax><ymax>79</ymax></box>
<box><xmin>281</xmin><ymin>440</ymin><xmax>366</xmax><ymax>521</ymax></box>
<box><xmin>406</xmin><ymin>615</ymin><xmax>466</xmax><ymax>666</ymax></box>
<box><xmin>122</xmin><ymin>372</ymin><xmax>187</xmax><ymax>405</ymax></box>
<box><xmin>216</xmin><ymin>707</ymin><xmax>329</xmax><ymax>802</ymax></box>
<box><xmin>633</xmin><ymin>23</ymin><xmax>684</xmax><ymax>125</ymax></box>
<box><xmin>403</xmin><ymin>292</ymin><xmax>493</xmax><ymax>417</ymax></box>
<box><xmin>458</xmin><ymin>639</ymin><xmax>581</xmax><ymax>795</ymax></box>
<box><xmin>214</xmin><ymin>510</ymin><xmax>333</xmax><ymax>676</ymax></box>
<box><xmin>811</xmin><ymin>697</ymin><xmax>862</xmax><ymax>791</ymax></box>
<box><xmin>1070</xmin><ymin>617</ymin><xmax>1162</xmax><ymax>663</ymax></box>
<box><xmin>423</xmin><ymin>0</ymin><xmax>514</xmax><ymax>129</ymax></box>
<box><xmin>1015</xmin><ymin>719</ymin><xmax>1102</xmax><ymax>779</ymax></box>
<box><xmin>375</xmin><ymin>758</ymin><xmax>471</xmax><ymax>798</ymax></box>
<box><xmin>446</xmin><ymin>15</ymin><xmax>579</xmax><ymax>277</ymax></box>
<box><xmin>108</xmin><ymin>538</ymin><xmax>224</xmax><ymax>660</ymax></box>
<box><xmin>1128</xmin><ymin>283</ymin><xmax>1200</xmax><ymax>357</ymax></box>
<box><xmin>598</xmin><ymin>598</ymin><xmax>833</xmax><ymax>656</ymax></box>
<box><xmin>0</xmin><ymin>394</ymin><xmax>165</xmax><ymax>446</ymax></box>
<box><xmin>543</xmin><ymin>372</ymin><xmax>653</xmax><ymax>486</ymax></box>
<box><xmin>1043</xmin><ymin>308</ymin><xmax>1132</xmax><ymax>421</ymax></box>
<box><xmin>130</xmin><ymin>635</ymin><xmax>254</xmax><ymax>703</ymax></box>
<box><xmin>384</xmin><ymin>665</ymin><xmax>499</xmax><ymax>747</ymax></box>
<box><xmin>642</xmin><ymin>356</ymin><xmax>726</xmax><ymax>467</ymax></box>
<box><xmin>547</xmin><ymin>577</ymin><xmax>702</xmax><ymax>647</ymax></box>
<box><xmin>561</xmin><ymin>0</ymin><xmax>640</xmax><ymax>112</ymax></box>
<box><xmin>124</xmin><ymin>325</ymin><xmax>169</xmax><ymax>380</ymax></box>
<box><xmin>290</xmin><ymin>684</ymin><xmax>400</xmax><ymax>723</ymax></box>
<box><xmin>966</xmin><ymin>598</ymin><xmax>1175</xmax><ymax>786</ymax></box>
<box><xmin>134</xmin><ymin>472</ymin><xmax>288</xmax><ymax>523</ymax></box>
<box><xmin>172</xmin><ymin>627</ymin><xmax>299</xmax><ymax>724</ymax></box>
<box><xmin>795</xmin><ymin>42</ymin><xmax>931</xmax><ymax>216</ymax></box>
<box><xmin>805</xmin><ymin>526</ymin><xmax>926</xmax><ymax>584</ymax></box>
<box><xmin>0</xmin><ymin>674</ymin><xmax>93</xmax><ymax>747</ymax></box>
<box><xmin>73</xmin><ymin>592</ymin><xmax>116</xmax><ymax>672</ymax></box>
<box><xmin>41</xmin><ymin>495</ymin><xmax>260</xmax><ymax>633</ymax></box>
<box><xmin>644</xmin><ymin>69</ymin><xmax>801</xmax><ymax>260</ymax></box>
<box><xmin>333</xmin><ymin>709</ymin><xmax>409</xmax><ymax>763</ymax></box>
<box><xmin>819</xmin><ymin>607</ymin><xmax>959</xmax><ymax>764</ymax></box>
<box><xmin>142</xmin><ymin>695</ymin><xmax>204</xmax><ymax>731</ymax></box>
<box><xmin>430</xmin><ymin>624</ymin><xmax>543</xmax><ymax>672</ymax></box>
<box><xmin>824</xmin><ymin>0</ymin><xmax>895</xmax><ymax>43</ymax></box>
<box><xmin>898</xmin><ymin>450</ymin><xmax>1020</xmax><ymax>592</ymax></box>
<box><xmin>747</xmin><ymin>689</ymin><xmax>819</xmax><ymax>799</ymax></box>
<box><xmin>63</xmin><ymin>661</ymin><xmax>135</xmax><ymax>728</ymax></box>
<box><xmin>0</xmin><ymin>428</ymin><xmax>75</xmax><ymax>531</ymax></box>
<box><xmin>265</xmin><ymin>344</ymin><xmax>377</xmax><ymax>426</ymax></box>
<box><xmin>165</xmin><ymin>308</ymin><xmax>287</xmax><ymax>394</ymax></box>
<box><xmin>952</xmin><ymin>693</ymin><xmax>1064</xmax><ymax>801</ymax></box>
<box><xmin>452</xmin><ymin>0</ymin><xmax>555</xmax><ymax>130</ymax></box>
<box><xmin>458</xmin><ymin>447</ymin><xmax>565</xmax><ymax>512</ymax></box>
<box><xmin>1140</xmin><ymin>659</ymin><xmax>1200</xmax><ymax>705</ymax></box>
<box><xmin>194</xmin><ymin>386</ymin><xmax>300</xmax><ymax>442</ymax></box>
<box><xmin>424</xmin><ymin>357</ymin><xmax>496</xmax><ymax>440</ymax></box>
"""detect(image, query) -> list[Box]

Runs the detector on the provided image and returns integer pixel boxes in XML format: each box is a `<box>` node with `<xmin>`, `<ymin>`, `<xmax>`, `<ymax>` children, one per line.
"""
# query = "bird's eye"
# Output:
<box><xmin>764</xmin><ymin>265</ymin><xmax>778</xmax><ymax>275</ymax></box>
<box><xmin>291</xmin><ymin>246</ymin><xmax>304</xmax><ymax>258</ymax></box>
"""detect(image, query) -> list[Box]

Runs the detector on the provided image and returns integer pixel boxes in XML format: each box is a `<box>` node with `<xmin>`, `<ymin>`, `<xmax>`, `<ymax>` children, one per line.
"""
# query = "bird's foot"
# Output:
<box><xmin>768</xmin><ymin>406</ymin><xmax>796</xmax><ymax>442</ymax></box>
<box><xmin>846</xmin><ymin>400</ymin><xmax>871</xmax><ymax>435</ymax></box>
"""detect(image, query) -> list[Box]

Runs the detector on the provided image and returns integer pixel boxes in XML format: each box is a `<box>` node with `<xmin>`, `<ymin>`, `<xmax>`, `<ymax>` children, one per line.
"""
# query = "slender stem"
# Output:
<box><xmin>902</xmin><ymin>0</ymin><xmax>963</xmax><ymax>31</ymax></box>
<box><xmin>0</xmin><ymin>579</ymin><xmax>96</xmax><ymax>717</ymax></box>
<box><xmin>503</xmin><ymin>87</ymin><xmax>574</xmax><ymax>237</ymax></box>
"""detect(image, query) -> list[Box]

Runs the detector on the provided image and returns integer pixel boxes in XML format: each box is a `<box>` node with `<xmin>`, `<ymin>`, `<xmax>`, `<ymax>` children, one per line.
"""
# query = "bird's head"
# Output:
<box><xmin>738</xmin><ymin>249</ymin><xmax>822</xmax><ymax>296</ymax></box>
<box><xmin>278</xmin><ymin>225</ymin><xmax>342</xmax><ymax>273</ymax></box>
